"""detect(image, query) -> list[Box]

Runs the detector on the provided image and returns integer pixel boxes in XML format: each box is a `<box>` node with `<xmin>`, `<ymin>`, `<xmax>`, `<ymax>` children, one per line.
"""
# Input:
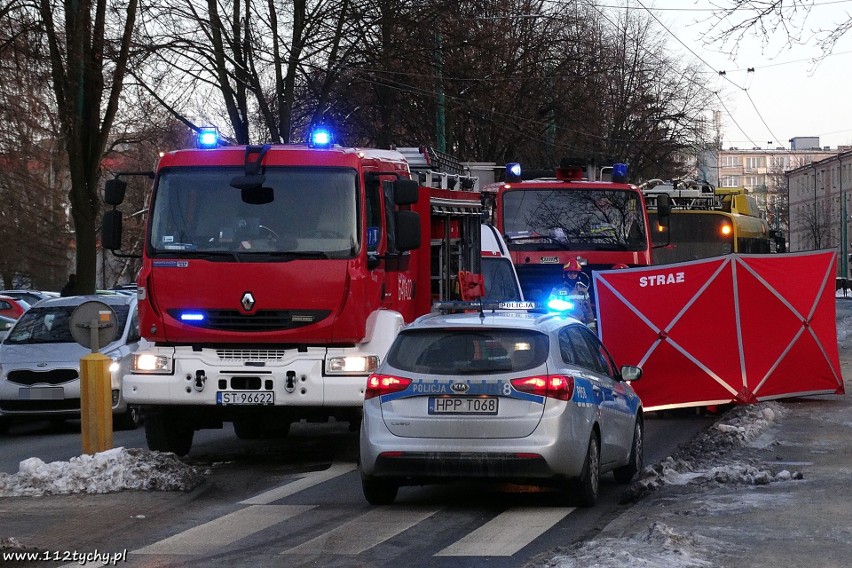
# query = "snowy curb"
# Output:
<box><xmin>527</xmin><ymin>522</ymin><xmax>726</xmax><ymax>568</ymax></box>
<box><xmin>620</xmin><ymin>402</ymin><xmax>802</xmax><ymax>503</ymax></box>
<box><xmin>0</xmin><ymin>447</ymin><xmax>206</xmax><ymax>497</ymax></box>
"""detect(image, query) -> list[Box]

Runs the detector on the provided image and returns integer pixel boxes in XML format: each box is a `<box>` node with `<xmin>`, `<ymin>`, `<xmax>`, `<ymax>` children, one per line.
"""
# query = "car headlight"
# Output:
<box><xmin>104</xmin><ymin>351</ymin><xmax>122</xmax><ymax>374</ymax></box>
<box><xmin>132</xmin><ymin>352</ymin><xmax>173</xmax><ymax>374</ymax></box>
<box><xmin>325</xmin><ymin>354</ymin><xmax>379</xmax><ymax>375</ymax></box>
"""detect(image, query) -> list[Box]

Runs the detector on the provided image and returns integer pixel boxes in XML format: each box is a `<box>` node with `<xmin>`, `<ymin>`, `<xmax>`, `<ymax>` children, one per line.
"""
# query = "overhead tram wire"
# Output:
<box><xmin>628</xmin><ymin>0</ymin><xmax>778</xmax><ymax>148</ymax></box>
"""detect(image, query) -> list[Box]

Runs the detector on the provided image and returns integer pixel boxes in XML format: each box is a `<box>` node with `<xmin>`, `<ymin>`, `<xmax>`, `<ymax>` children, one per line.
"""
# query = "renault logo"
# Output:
<box><xmin>241</xmin><ymin>292</ymin><xmax>255</xmax><ymax>311</ymax></box>
<box><xmin>450</xmin><ymin>383</ymin><xmax>469</xmax><ymax>393</ymax></box>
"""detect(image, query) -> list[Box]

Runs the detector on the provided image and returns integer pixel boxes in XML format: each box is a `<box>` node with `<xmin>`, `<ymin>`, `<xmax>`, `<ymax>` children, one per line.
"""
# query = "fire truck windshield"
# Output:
<box><xmin>501</xmin><ymin>188</ymin><xmax>647</xmax><ymax>251</ymax></box>
<box><xmin>148</xmin><ymin>167</ymin><xmax>359</xmax><ymax>258</ymax></box>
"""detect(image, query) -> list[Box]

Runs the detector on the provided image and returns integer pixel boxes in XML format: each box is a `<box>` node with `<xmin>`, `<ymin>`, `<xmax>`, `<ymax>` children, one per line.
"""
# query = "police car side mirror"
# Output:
<box><xmin>620</xmin><ymin>365</ymin><xmax>642</xmax><ymax>382</ymax></box>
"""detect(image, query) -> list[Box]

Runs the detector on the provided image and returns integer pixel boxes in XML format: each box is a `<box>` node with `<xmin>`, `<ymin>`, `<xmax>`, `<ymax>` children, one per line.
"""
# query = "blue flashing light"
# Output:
<box><xmin>612</xmin><ymin>162</ymin><xmax>628</xmax><ymax>183</ymax></box>
<box><xmin>546</xmin><ymin>297</ymin><xmax>575</xmax><ymax>313</ymax></box>
<box><xmin>309</xmin><ymin>126</ymin><xmax>334</xmax><ymax>148</ymax></box>
<box><xmin>179</xmin><ymin>312</ymin><xmax>206</xmax><ymax>322</ymax></box>
<box><xmin>506</xmin><ymin>162</ymin><xmax>522</xmax><ymax>181</ymax></box>
<box><xmin>197</xmin><ymin>127</ymin><xmax>219</xmax><ymax>149</ymax></box>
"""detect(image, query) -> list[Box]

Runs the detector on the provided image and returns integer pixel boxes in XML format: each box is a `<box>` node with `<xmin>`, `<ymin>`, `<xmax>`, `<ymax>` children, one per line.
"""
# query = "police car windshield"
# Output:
<box><xmin>387</xmin><ymin>328</ymin><xmax>549</xmax><ymax>375</ymax></box>
<box><xmin>149</xmin><ymin>167</ymin><xmax>358</xmax><ymax>259</ymax></box>
<box><xmin>502</xmin><ymin>189</ymin><xmax>647</xmax><ymax>251</ymax></box>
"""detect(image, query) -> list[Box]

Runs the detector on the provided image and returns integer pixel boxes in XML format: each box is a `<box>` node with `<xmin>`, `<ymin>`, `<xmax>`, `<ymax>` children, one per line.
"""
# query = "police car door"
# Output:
<box><xmin>560</xmin><ymin>325</ymin><xmax>629</xmax><ymax>467</ymax></box>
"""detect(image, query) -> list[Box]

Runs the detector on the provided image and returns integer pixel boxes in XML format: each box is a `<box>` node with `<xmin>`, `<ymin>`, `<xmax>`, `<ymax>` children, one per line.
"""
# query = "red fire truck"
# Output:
<box><xmin>482</xmin><ymin>162</ymin><xmax>657</xmax><ymax>302</ymax></box>
<box><xmin>102</xmin><ymin>128</ymin><xmax>484</xmax><ymax>455</ymax></box>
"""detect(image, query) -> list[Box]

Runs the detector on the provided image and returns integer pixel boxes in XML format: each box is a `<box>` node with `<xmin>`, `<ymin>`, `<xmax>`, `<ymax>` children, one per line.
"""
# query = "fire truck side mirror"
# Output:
<box><xmin>393</xmin><ymin>179</ymin><xmax>420</xmax><ymax>206</ymax></box>
<box><xmin>104</xmin><ymin>178</ymin><xmax>127</xmax><ymax>206</ymax></box>
<box><xmin>394</xmin><ymin>210</ymin><xmax>421</xmax><ymax>251</ymax></box>
<box><xmin>102</xmin><ymin>210</ymin><xmax>123</xmax><ymax>251</ymax></box>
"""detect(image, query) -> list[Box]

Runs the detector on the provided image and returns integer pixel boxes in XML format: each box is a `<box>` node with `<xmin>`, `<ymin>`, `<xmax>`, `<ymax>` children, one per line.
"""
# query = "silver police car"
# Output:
<box><xmin>359</xmin><ymin>307</ymin><xmax>643</xmax><ymax>506</ymax></box>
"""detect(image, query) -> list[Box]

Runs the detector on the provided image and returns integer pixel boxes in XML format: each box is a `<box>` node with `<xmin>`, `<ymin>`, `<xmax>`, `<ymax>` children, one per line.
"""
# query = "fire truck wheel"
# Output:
<box><xmin>113</xmin><ymin>406</ymin><xmax>142</xmax><ymax>431</ymax></box>
<box><xmin>233</xmin><ymin>418</ymin><xmax>264</xmax><ymax>439</ymax></box>
<box><xmin>145</xmin><ymin>413</ymin><xmax>194</xmax><ymax>456</ymax></box>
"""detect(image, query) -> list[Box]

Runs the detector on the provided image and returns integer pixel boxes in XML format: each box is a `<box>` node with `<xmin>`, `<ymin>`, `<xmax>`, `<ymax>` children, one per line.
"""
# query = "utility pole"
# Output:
<box><xmin>435</xmin><ymin>33</ymin><xmax>446</xmax><ymax>153</ymax></box>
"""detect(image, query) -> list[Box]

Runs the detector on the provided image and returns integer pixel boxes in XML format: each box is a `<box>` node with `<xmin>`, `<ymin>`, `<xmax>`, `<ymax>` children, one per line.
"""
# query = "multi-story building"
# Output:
<box><xmin>699</xmin><ymin>138</ymin><xmax>841</xmax><ymax>236</ymax></box>
<box><xmin>786</xmin><ymin>149</ymin><xmax>852</xmax><ymax>277</ymax></box>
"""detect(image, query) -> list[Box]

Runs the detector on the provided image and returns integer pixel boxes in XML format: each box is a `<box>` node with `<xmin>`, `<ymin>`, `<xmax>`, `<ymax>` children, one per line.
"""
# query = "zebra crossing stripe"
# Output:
<box><xmin>240</xmin><ymin>462</ymin><xmax>356</xmax><ymax>505</ymax></box>
<box><xmin>435</xmin><ymin>507</ymin><xmax>575</xmax><ymax>556</ymax></box>
<box><xmin>281</xmin><ymin>506</ymin><xmax>441</xmax><ymax>555</ymax></box>
<box><xmin>133</xmin><ymin>505</ymin><xmax>314</xmax><ymax>555</ymax></box>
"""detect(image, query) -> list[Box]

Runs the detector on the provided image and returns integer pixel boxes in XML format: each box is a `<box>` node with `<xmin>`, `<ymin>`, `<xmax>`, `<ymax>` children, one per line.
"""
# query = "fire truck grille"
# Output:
<box><xmin>216</xmin><ymin>349</ymin><xmax>289</xmax><ymax>362</ymax></box>
<box><xmin>6</xmin><ymin>369</ymin><xmax>79</xmax><ymax>385</ymax></box>
<box><xmin>168</xmin><ymin>309</ymin><xmax>330</xmax><ymax>332</ymax></box>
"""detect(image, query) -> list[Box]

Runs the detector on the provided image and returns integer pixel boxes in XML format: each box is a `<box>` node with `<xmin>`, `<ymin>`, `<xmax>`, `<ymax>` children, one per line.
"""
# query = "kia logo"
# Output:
<box><xmin>450</xmin><ymin>383</ymin><xmax>469</xmax><ymax>393</ymax></box>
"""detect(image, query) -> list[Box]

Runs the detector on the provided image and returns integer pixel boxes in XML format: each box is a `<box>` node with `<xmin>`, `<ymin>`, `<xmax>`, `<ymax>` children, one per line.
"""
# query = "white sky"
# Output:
<box><xmin>613</xmin><ymin>0</ymin><xmax>852</xmax><ymax>150</ymax></box>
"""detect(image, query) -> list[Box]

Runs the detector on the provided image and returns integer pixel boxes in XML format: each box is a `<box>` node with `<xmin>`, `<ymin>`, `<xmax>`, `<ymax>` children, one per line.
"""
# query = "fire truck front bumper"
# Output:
<box><xmin>122</xmin><ymin>346</ymin><xmax>369</xmax><ymax>407</ymax></box>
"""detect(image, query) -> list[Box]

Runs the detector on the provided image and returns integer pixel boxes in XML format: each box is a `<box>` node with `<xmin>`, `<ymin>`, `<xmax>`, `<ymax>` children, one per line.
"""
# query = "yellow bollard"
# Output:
<box><xmin>80</xmin><ymin>352</ymin><xmax>113</xmax><ymax>454</ymax></box>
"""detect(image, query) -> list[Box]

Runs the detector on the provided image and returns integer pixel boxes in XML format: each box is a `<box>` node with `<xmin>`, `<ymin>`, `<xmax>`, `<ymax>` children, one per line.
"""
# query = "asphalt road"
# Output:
<box><xmin>1</xmin><ymin>408</ymin><xmax>715</xmax><ymax>568</ymax></box>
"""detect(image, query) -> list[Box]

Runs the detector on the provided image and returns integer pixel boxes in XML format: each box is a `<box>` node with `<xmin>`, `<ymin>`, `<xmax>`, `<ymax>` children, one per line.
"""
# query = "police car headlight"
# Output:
<box><xmin>325</xmin><ymin>355</ymin><xmax>379</xmax><ymax>375</ymax></box>
<box><xmin>132</xmin><ymin>353</ymin><xmax>173</xmax><ymax>374</ymax></box>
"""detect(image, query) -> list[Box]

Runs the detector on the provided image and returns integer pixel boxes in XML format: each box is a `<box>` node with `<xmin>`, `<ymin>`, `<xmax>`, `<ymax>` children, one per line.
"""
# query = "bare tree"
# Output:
<box><xmin>27</xmin><ymin>0</ymin><xmax>139</xmax><ymax>294</ymax></box>
<box><xmin>0</xmin><ymin>1</ymin><xmax>70</xmax><ymax>290</ymax></box>
<box><xmin>133</xmin><ymin>0</ymin><xmax>356</xmax><ymax>144</ymax></box>
<box><xmin>328</xmin><ymin>1</ymin><xmax>712</xmax><ymax>179</ymax></box>
<box><xmin>802</xmin><ymin>199</ymin><xmax>830</xmax><ymax>250</ymax></box>
<box><xmin>703</xmin><ymin>1</ymin><xmax>847</xmax><ymax>58</ymax></box>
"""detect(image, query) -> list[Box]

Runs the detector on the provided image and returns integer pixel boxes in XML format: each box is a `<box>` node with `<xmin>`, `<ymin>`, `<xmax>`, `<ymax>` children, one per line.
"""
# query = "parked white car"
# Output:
<box><xmin>0</xmin><ymin>315</ymin><xmax>15</xmax><ymax>342</ymax></box>
<box><xmin>0</xmin><ymin>294</ymin><xmax>150</xmax><ymax>432</ymax></box>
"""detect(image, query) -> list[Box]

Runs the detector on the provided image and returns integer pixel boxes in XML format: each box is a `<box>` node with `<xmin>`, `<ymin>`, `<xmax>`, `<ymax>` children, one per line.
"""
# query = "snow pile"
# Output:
<box><xmin>0</xmin><ymin>447</ymin><xmax>206</xmax><ymax>497</ymax></box>
<box><xmin>0</xmin><ymin>537</ymin><xmax>27</xmax><ymax>551</ymax></box>
<box><xmin>620</xmin><ymin>402</ymin><xmax>802</xmax><ymax>503</ymax></box>
<box><xmin>535</xmin><ymin>522</ymin><xmax>725</xmax><ymax>568</ymax></box>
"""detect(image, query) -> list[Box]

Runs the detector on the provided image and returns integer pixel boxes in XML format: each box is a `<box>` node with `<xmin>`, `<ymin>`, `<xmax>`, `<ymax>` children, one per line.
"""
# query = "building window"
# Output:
<box><xmin>745</xmin><ymin>157</ymin><xmax>763</xmax><ymax>169</ymax></box>
<box><xmin>744</xmin><ymin>176</ymin><xmax>760</xmax><ymax>188</ymax></box>
<box><xmin>720</xmin><ymin>176</ymin><xmax>740</xmax><ymax>188</ymax></box>
<box><xmin>770</xmin><ymin>156</ymin><xmax>789</xmax><ymax>169</ymax></box>
<box><xmin>722</xmin><ymin>155</ymin><xmax>741</xmax><ymax>167</ymax></box>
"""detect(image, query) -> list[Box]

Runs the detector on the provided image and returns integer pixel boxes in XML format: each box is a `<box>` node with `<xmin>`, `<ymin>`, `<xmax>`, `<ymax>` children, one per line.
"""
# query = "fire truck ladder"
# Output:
<box><xmin>397</xmin><ymin>146</ymin><xmax>479</xmax><ymax>192</ymax></box>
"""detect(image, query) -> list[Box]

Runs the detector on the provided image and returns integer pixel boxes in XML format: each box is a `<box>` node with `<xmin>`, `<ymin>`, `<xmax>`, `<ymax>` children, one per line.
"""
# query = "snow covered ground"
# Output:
<box><xmin>530</xmin><ymin>402</ymin><xmax>797</xmax><ymax>568</ymax></box>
